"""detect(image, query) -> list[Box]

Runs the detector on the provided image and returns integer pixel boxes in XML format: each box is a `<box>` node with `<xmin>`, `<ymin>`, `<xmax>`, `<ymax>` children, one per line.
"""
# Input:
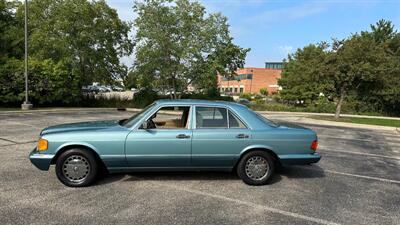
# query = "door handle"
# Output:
<box><xmin>236</xmin><ymin>134</ymin><xmax>249</xmax><ymax>139</ymax></box>
<box><xmin>176</xmin><ymin>134</ymin><xmax>190</xmax><ymax>139</ymax></box>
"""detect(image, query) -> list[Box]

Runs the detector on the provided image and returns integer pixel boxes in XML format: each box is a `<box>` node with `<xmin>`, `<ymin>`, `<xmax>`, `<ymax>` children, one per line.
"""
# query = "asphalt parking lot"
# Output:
<box><xmin>0</xmin><ymin>109</ymin><xmax>399</xmax><ymax>225</ymax></box>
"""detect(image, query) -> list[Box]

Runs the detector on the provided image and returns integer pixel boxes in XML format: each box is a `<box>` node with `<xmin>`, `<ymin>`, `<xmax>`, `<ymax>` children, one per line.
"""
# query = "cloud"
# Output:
<box><xmin>278</xmin><ymin>45</ymin><xmax>294</xmax><ymax>56</ymax></box>
<box><xmin>244</xmin><ymin>2</ymin><xmax>328</xmax><ymax>27</ymax></box>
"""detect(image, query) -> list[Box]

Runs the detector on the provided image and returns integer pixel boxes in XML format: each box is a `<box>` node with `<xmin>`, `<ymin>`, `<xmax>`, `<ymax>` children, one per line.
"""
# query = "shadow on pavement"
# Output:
<box><xmin>95</xmin><ymin>165</ymin><xmax>325</xmax><ymax>186</ymax></box>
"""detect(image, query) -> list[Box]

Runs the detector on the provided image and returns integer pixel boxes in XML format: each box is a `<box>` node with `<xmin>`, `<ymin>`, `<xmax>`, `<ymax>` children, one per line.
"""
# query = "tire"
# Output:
<box><xmin>55</xmin><ymin>148</ymin><xmax>98</xmax><ymax>187</ymax></box>
<box><xmin>237</xmin><ymin>150</ymin><xmax>275</xmax><ymax>186</ymax></box>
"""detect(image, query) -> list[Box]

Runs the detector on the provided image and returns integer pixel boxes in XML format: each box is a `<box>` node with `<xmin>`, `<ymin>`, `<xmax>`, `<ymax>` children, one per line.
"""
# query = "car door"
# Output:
<box><xmin>125</xmin><ymin>105</ymin><xmax>192</xmax><ymax>168</ymax></box>
<box><xmin>191</xmin><ymin>106</ymin><xmax>250</xmax><ymax>168</ymax></box>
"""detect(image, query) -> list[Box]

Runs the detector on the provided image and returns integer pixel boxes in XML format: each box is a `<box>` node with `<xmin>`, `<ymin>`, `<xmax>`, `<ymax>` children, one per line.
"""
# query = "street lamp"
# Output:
<box><xmin>21</xmin><ymin>0</ymin><xmax>33</xmax><ymax>110</ymax></box>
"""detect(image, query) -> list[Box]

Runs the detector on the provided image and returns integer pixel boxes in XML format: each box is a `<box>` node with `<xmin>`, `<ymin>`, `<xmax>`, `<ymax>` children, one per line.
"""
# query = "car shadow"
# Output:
<box><xmin>276</xmin><ymin>165</ymin><xmax>326</xmax><ymax>179</ymax></box>
<box><xmin>95</xmin><ymin>165</ymin><xmax>325</xmax><ymax>186</ymax></box>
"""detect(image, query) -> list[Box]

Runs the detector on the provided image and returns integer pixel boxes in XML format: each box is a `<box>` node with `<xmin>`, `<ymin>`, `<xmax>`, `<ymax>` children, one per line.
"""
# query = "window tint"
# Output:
<box><xmin>229</xmin><ymin>111</ymin><xmax>246</xmax><ymax>128</ymax></box>
<box><xmin>196</xmin><ymin>107</ymin><xmax>227</xmax><ymax>128</ymax></box>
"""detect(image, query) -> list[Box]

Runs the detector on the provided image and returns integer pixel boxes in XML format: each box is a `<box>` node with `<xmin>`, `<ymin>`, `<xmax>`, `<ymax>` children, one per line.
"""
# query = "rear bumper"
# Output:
<box><xmin>279</xmin><ymin>152</ymin><xmax>321</xmax><ymax>166</ymax></box>
<box><xmin>29</xmin><ymin>148</ymin><xmax>54</xmax><ymax>171</ymax></box>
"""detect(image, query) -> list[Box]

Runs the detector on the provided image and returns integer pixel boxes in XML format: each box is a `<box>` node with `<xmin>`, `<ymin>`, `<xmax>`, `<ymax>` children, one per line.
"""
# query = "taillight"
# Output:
<box><xmin>311</xmin><ymin>140</ymin><xmax>318</xmax><ymax>151</ymax></box>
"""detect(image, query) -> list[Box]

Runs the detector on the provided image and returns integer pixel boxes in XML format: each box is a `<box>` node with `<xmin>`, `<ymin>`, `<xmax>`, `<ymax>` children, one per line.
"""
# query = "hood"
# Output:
<box><xmin>40</xmin><ymin>120</ymin><xmax>120</xmax><ymax>135</ymax></box>
<box><xmin>276</xmin><ymin>121</ymin><xmax>310</xmax><ymax>130</ymax></box>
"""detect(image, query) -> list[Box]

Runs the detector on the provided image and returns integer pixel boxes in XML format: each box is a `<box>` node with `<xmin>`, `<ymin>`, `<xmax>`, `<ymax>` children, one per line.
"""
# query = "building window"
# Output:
<box><xmin>235</xmin><ymin>74</ymin><xmax>253</xmax><ymax>80</ymax></box>
<box><xmin>234</xmin><ymin>87</ymin><xmax>238</xmax><ymax>93</ymax></box>
<box><xmin>239</xmin><ymin>87</ymin><xmax>243</xmax><ymax>93</ymax></box>
<box><xmin>265</xmin><ymin>62</ymin><xmax>283</xmax><ymax>69</ymax></box>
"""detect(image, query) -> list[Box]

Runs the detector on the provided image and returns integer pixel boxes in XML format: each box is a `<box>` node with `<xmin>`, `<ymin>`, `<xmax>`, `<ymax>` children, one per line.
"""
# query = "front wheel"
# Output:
<box><xmin>55</xmin><ymin>148</ymin><xmax>98</xmax><ymax>187</ymax></box>
<box><xmin>237</xmin><ymin>151</ymin><xmax>275</xmax><ymax>185</ymax></box>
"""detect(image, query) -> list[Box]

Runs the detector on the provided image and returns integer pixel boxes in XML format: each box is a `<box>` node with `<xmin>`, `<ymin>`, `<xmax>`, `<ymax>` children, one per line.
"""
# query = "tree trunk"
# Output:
<box><xmin>334</xmin><ymin>86</ymin><xmax>346</xmax><ymax>119</ymax></box>
<box><xmin>171</xmin><ymin>77</ymin><xmax>177</xmax><ymax>99</ymax></box>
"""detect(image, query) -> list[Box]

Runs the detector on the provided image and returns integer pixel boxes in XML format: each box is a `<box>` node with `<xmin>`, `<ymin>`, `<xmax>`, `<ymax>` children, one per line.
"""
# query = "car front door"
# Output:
<box><xmin>191</xmin><ymin>106</ymin><xmax>250</xmax><ymax>168</ymax></box>
<box><xmin>125</xmin><ymin>105</ymin><xmax>192</xmax><ymax>168</ymax></box>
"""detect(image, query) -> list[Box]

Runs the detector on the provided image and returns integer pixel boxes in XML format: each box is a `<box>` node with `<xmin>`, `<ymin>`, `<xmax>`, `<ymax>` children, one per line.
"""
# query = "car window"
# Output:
<box><xmin>229</xmin><ymin>111</ymin><xmax>246</xmax><ymax>128</ymax></box>
<box><xmin>249</xmin><ymin>110</ymin><xmax>279</xmax><ymax>127</ymax></box>
<box><xmin>121</xmin><ymin>103</ymin><xmax>155</xmax><ymax>127</ymax></box>
<box><xmin>147</xmin><ymin>106</ymin><xmax>190</xmax><ymax>129</ymax></box>
<box><xmin>196</xmin><ymin>107</ymin><xmax>228</xmax><ymax>128</ymax></box>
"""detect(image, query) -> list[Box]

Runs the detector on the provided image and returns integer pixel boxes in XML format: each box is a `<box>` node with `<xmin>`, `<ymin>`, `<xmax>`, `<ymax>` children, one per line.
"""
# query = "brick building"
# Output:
<box><xmin>217</xmin><ymin>62</ymin><xmax>283</xmax><ymax>95</ymax></box>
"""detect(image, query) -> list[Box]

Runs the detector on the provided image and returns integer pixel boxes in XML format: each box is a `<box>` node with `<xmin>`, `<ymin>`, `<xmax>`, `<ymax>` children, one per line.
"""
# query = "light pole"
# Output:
<box><xmin>249</xmin><ymin>69</ymin><xmax>253</xmax><ymax>94</ymax></box>
<box><xmin>21</xmin><ymin>0</ymin><xmax>33</xmax><ymax>110</ymax></box>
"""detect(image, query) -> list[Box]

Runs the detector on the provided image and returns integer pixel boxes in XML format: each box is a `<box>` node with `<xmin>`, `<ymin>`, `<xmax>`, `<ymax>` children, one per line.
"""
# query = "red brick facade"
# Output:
<box><xmin>217</xmin><ymin>68</ymin><xmax>281</xmax><ymax>95</ymax></box>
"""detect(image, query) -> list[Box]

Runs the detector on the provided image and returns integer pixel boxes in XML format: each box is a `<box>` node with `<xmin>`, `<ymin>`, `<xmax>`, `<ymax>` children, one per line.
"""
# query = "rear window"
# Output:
<box><xmin>250</xmin><ymin>111</ymin><xmax>279</xmax><ymax>127</ymax></box>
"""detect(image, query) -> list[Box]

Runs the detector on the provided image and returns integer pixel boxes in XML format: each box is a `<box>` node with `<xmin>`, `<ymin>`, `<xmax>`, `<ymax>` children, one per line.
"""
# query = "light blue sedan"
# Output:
<box><xmin>29</xmin><ymin>99</ymin><xmax>320</xmax><ymax>187</ymax></box>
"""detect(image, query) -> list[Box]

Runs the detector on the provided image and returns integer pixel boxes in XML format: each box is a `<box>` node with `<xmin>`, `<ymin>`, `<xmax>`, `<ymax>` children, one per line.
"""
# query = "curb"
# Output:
<box><xmin>0</xmin><ymin>108</ymin><xmax>118</xmax><ymax>114</ymax></box>
<box><xmin>258</xmin><ymin>112</ymin><xmax>399</xmax><ymax>132</ymax></box>
<box><xmin>256</xmin><ymin>110</ymin><xmax>400</xmax><ymax>121</ymax></box>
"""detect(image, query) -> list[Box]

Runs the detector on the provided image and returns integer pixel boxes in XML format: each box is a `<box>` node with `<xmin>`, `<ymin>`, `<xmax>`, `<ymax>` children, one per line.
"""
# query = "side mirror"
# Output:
<box><xmin>140</xmin><ymin>120</ymin><xmax>149</xmax><ymax>129</ymax></box>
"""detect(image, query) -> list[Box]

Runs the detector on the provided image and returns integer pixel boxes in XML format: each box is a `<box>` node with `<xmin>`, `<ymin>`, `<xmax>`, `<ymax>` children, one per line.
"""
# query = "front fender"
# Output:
<box><xmin>55</xmin><ymin>142</ymin><xmax>101</xmax><ymax>156</ymax></box>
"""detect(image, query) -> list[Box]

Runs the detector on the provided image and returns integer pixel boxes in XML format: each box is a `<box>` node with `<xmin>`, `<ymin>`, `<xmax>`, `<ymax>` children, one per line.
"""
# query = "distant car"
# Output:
<box><xmin>112</xmin><ymin>86</ymin><xmax>124</xmax><ymax>92</ymax></box>
<box><xmin>130</xmin><ymin>88</ymin><xmax>139</xmax><ymax>94</ymax></box>
<box><xmin>237</xmin><ymin>98</ymin><xmax>252</xmax><ymax>106</ymax></box>
<box><xmin>29</xmin><ymin>99</ymin><xmax>320</xmax><ymax>187</ymax></box>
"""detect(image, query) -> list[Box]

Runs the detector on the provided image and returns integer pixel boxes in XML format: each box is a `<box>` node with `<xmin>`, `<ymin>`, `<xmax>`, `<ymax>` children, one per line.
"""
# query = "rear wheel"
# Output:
<box><xmin>55</xmin><ymin>148</ymin><xmax>98</xmax><ymax>187</ymax></box>
<box><xmin>237</xmin><ymin>151</ymin><xmax>275</xmax><ymax>185</ymax></box>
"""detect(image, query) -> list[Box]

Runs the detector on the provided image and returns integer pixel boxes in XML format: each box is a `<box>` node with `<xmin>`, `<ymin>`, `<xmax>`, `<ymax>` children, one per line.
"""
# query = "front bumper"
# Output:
<box><xmin>29</xmin><ymin>148</ymin><xmax>54</xmax><ymax>171</ymax></box>
<box><xmin>279</xmin><ymin>152</ymin><xmax>321</xmax><ymax>166</ymax></box>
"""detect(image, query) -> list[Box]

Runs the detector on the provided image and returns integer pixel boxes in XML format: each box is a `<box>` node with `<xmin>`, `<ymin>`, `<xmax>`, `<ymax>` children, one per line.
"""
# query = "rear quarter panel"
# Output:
<box><xmin>250</xmin><ymin>128</ymin><xmax>317</xmax><ymax>156</ymax></box>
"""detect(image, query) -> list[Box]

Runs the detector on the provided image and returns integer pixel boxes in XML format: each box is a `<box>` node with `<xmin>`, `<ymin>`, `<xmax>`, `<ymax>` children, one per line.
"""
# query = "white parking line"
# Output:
<box><xmin>318</xmin><ymin>148</ymin><xmax>400</xmax><ymax>160</ymax></box>
<box><xmin>299</xmin><ymin>167</ymin><xmax>400</xmax><ymax>185</ymax></box>
<box><xmin>325</xmin><ymin>170</ymin><xmax>400</xmax><ymax>184</ymax></box>
<box><xmin>154</xmin><ymin>182</ymin><xmax>341</xmax><ymax>225</ymax></box>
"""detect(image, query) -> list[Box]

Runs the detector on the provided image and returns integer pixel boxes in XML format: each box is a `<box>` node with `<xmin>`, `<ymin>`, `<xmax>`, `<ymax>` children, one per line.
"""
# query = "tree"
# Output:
<box><xmin>278</xmin><ymin>43</ymin><xmax>330</xmax><ymax>104</ymax></box>
<box><xmin>279</xmin><ymin>20</ymin><xmax>399</xmax><ymax>118</ymax></box>
<box><xmin>326</xmin><ymin>35</ymin><xmax>387</xmax><ymax>118</ymax></box>
<box><xmin>26</xmin><ymin>0</ymin><xmax>133</xmax><ymax>85</ymax></box>
<box><xmin>367</xmin><ymin>19</ymin><xmax>397</xmax><ymax>43</ymax></box>
<box><xmin>132</xmin><ymin>0</ymin><xmax>249</xmax><ymax>99</ymax></box>
<box><xmin>359</xmin><ymin>20</ymin><xmax>400</xmax><ymax>115</ymax></box>
<box><xmin>0</xmin><ymin>0</ymin><xmax>23</xmax><ymax>61</ymax></box>
<box><xmin>0</xmin><ymin>0</ymin><xmax>133</xmax><ymax>105</ymax></box>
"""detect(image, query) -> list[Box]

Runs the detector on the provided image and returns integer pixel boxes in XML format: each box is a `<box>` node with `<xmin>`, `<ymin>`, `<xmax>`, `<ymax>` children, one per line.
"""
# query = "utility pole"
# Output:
<box><xmin>21</xmin><ymin>0</ymin><xmax>33</xmax><ymax>110</ymax></box>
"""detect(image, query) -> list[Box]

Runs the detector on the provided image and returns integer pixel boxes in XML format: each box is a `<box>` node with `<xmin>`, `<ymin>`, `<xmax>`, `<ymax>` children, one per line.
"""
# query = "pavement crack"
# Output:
<box><xmin>0</xmin><ymin>140</ymin><xmax>36</xmax><ymax>147</ymax></box>
<box><xmin>0</xmin><ymin>137</ymin><xmax>18</xmax><ymax>144</ymax></box>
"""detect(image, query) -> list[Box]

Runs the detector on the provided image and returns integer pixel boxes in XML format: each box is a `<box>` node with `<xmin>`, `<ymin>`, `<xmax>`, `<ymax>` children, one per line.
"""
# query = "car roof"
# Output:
<box><xmin>154</xmin><ymin>99</ymin><xmax>246</xmax><ymax>108</ymax></box>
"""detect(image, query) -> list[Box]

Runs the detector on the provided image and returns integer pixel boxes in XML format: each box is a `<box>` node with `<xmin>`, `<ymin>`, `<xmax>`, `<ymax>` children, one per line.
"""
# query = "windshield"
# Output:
<box><xmin>120</xmin><ymin>103</ymin><xmax>156</xmax><ymax>127</ymax></box>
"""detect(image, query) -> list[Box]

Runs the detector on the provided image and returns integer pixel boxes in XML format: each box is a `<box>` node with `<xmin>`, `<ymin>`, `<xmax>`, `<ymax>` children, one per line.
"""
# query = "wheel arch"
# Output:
<box><xmin>234</xmin><ymin>146</ymin><xmax>280</xmax><ymax>170</ymax></box>
<box><xmin>50</xmin><ymin>144</ymin><xmax>107</xmax><ymax>172</ymax></box>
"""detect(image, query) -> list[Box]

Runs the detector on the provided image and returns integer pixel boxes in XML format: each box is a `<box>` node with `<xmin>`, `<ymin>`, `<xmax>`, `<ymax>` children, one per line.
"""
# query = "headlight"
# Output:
<box><xmin>37</xmin><ymin>138</ymin><xmax>48</xmax><ymax>151</ymax></box>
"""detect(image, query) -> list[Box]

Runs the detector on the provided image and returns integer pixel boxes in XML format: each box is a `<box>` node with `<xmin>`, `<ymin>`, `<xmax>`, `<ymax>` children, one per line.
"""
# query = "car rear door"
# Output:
<box><xmin>191</xmin><ymin>106</ymin><xmax>250</xmax><ymax>168</ymax></box>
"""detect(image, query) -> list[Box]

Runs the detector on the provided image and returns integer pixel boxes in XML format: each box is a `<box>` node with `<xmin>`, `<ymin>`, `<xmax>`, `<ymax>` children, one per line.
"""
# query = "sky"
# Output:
<box><xmin>107</xmin><ymin>0</ymin><xmax>400</xmax><ymax>68</ymax></box>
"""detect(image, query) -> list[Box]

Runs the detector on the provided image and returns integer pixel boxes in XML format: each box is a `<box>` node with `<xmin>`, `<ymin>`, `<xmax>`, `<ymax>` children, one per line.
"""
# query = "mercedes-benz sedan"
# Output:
<box><xmin>29</xmin><ymin>99</ymin><xmax>320</xmax><ymax>187</ymax></box>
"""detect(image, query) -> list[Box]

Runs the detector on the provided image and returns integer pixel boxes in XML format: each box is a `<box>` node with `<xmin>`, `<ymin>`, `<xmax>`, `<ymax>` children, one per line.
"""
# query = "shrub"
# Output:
<box><xmin>259</xmin><ymin>88</ymin><xmax>268</xmax><ymax>96</ymax></box>
<box><xmin>239</xmin><ymin>93</ymin><xmax>252</xmax><ymax>100</ymax></box>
